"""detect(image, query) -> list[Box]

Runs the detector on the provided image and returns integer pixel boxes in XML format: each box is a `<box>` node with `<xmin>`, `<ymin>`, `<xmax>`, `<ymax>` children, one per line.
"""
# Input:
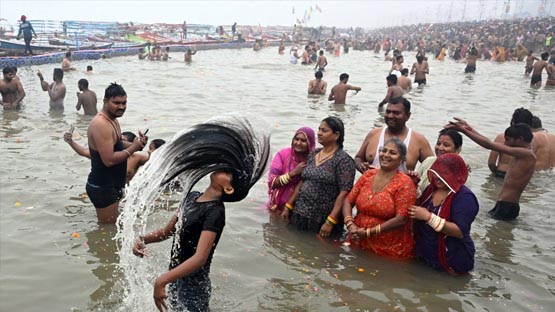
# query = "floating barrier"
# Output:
<box><xmin>0</xmin><ymin>41</ymin><xmax>280</xmax><ymax>68</ymax></box>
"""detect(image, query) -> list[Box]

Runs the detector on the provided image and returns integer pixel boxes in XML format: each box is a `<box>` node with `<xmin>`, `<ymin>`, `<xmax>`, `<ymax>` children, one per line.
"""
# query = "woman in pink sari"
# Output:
<box><xmin>267</xmin><ymin>127</ymin><xmax>315</xmax><ymax>212</ymax></box>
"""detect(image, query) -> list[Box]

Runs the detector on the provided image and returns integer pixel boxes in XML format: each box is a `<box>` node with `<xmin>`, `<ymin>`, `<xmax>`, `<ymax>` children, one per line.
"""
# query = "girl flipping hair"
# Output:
<box><xmin>128</xmin><ymin>115</ymin><xmax>270</xmax><ymax>312</ymax></box>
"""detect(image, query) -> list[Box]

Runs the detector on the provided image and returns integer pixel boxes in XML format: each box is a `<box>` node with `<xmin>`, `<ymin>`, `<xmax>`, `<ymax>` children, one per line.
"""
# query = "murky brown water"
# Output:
<box><xmin>1</xmin><ymin>48</ymin><xmax>554</xmax><ymax>311</ymax></box>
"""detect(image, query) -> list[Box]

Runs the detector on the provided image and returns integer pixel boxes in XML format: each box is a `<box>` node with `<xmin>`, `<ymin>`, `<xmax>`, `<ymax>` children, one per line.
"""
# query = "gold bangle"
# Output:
<box><xmin>285</xmin><ymin>202</ymin><xmax>294</xmax><ymax>211</ymax></box>
<box><xmin>326</xmin><ymin>215</ymin><xmax>338</xmax><ymax>225</ymax></box>
<box><xmin>123</xmin><ymin>149</ymin><xmax>131</xmax><ymax>157</ymax></box>
<box><xmin>377</xmin><ymin>224</ymin><xmax>381</xmax><ymax>235</ymax></box>
<box><xmin>366</xmin><ymin>228</ymin><xmax>371</xmax><ymax>238</ymax></box>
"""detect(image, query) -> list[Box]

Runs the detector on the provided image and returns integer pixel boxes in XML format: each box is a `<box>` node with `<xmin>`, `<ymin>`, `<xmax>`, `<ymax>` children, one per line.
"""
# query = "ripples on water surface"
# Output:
<box><xmin>1</xmin><ymin>48</ymin><xmax>554</xmax><ymax>311</ymax></box>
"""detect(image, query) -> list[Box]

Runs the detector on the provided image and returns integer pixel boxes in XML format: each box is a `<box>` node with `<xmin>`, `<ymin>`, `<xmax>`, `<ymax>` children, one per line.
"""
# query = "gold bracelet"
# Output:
<box><xmin>366</xmin><ymin>228</ymin><xmax>371</xmax><ymax>238</ymax></box>
<box><xmin>326</xmin><ymin>215</ymin><xmax>338</xmax><ymax>225</ymax></box>
<box><xmin>123</xmin><ymin>149</ymin><xmax>131</xmax><ymax>157</ymax></box>
<box><xmin>279</xmin><ymin>173</ymin><xmax>290</xmax><ymax>185</ymax></box>
<box><xmin>284</xmin><ymin>202</ymin><xmax>294</xmax><ymax>211</ymax></box>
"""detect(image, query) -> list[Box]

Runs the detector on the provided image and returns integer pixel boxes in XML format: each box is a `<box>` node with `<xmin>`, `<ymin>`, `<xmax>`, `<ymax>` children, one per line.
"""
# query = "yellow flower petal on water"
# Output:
<box><xmin>72</xmin><ymin>232</ymin><xmax>80</xmax><ymax>238</ymax></box>
<box><xmin>15</xmin><ymin>202</ymin><xmax>21</xmax><ymax>206</ymax></box>
<box><xmin>357</xmin><ymin>268</ymin><xmax>365</xmax><ymax>273</ymax></box>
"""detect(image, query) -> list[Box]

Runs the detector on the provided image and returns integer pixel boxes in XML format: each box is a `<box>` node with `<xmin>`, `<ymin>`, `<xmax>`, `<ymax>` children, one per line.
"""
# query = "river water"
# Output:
<box><xmin>1</xmin><ymin>48</ymin><xmax>554</xmax><ymax>312</ymax></box>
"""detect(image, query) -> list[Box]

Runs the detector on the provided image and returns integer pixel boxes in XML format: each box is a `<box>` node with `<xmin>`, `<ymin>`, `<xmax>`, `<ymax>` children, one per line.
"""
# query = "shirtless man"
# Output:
<box><xmin>0</xmin><ymin>67</ymin><xmax>25</xmax><ymax>110</ymax></box>
<box><xmin>378</xmin><ymin>74</ymin><xmax>403</xmax><ymax>107</ymax></box>
<box><xmin>490</xmin><ymin>108</ymin><xmax>554</xmax><ymax>171</ymax></box>
<box><xmin>530</xmin><ymin>116</ymin><xmax>555</xmax><ymax>170</ymax></box>
<box><xmin>488</xmin><ymin>108</ymin><xmax>530</xmax><ymax>177</ymax></box>
<box><xmin>301</xmin><ymin>45</ymin><xmax>312</xmax><ymax>65</ymax></box>
<box><xmin>63</xmin><ymin>133</ymin><xmax>164</xmax><ymax>183</ymax></box>
<box><xmin>410</xmin><ymin>55</ymin><xmax>429</xmax><ymax>85</ymax></box>
<box><xmin>328</xmin><ymin>73</ymin><xmax>361</xmax><ymax>104</ymax></box>
<box><xmin>126</xmin><ymin>139</ymin><xmax>165</xmax><ymax>182</ymax></box>
<box><xmin>524</xmin><ymin>51</ymin><xmax>538</xmax><ymax>76</ymax></box>
<box><xmin>355</xmin><ymin>98</ymin><xmax>433</xmax><ymax>173</ymax></box>
<box><xmin>62</xmin><ymin>51</ymin><xmax>76</xmax><ymax>71</ymax></box>
<box><xmin>314</xmin><ymin>50</ymin><xmax>328</xmax><ymax>71</ymax></box>
<box><xmin>530</xmin><ymin>52</ymin><xmax>549</xmax><ymax>87</ymax></box>
<box><xmin>308</xmin><ymin>70</ymin><xmax>327</xmax><ymax>95</ymax></box>
<box><xmin>447</xmin><ymin>118</ymin><xmax>535</xmax><ymax>221</ymax></box>
<box><xmin>278</xmin><ymin>41</ymin><xmax>285</xmax><ymax>54</ymax></box>
<box><xmin>76</xmin><ymin>78</ymin><xmax>98</xmax><ymax>115</ymax></box>
<box><xmin>184</xmin><ymin>48</ymin><xmax>197</xmax><ymax>63</ymax></box>
<box><xmin>532</xmin><ymin>116</ymin><xmax>555</xmax><ymax>167</ymax></box>
<box><xmin>37</xmin><ymin>68</ymin><xmax>66</xmax><ymax>110</ymax></box>
<box><xmin>138</xmin><ymin>48</ymin><xmax>148</xmax><ymax>60</ymax></box>
<box><xmin>162</xmin><ymin>47</ymin><xmax>170</xmax><ymax>61</ymax></box>
<box><xmin>389</xmin><ymin>55</ymin><xmax>404</xmax><ymax>75</ymax></box>
<box><xmin>86</xmin><ymin>83</ymin><xmax>147</xmax><ymax>223</ymax></box>
<box><xmin>465</xmin><ymin>46</ymin><xmax>478</xmax><ymax>73</ymax></box>
<box><xmin>547</xmin><ymin>57</ymin><xmax>555</xmax><ymax>86</ymax></box>
<box><xmin>397</xmin><ymin>68</ymin><xmax>412</xmax><ymax>91</ymax></box>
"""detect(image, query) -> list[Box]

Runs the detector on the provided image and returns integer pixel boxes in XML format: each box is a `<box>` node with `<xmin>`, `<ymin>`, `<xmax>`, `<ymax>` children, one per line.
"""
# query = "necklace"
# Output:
<box><xmin>317</xmin><ymin>148</ymin><xmax>337</xmax><ymax>165</ymax></box>
<box><xmin>370</xmin><ymin>172</ymin><xmax>395</xmax><ymax>194</ymax></box>
<box><xmin>428</xmin><ymin>191</ymin><xmax>448</xmax><ymax>214</ymax></box>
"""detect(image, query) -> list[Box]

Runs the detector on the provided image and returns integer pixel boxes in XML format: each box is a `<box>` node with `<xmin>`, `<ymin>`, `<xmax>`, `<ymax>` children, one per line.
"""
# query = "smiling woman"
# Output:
<box><xmin>281</xmin><ymin>117</ymin><xmax>356</xmax><ymax>238</ymax></box>
<box><xmin>343</xmin><ymin>137</ymin><xmax>417</xmax><ymax>260</ymax></box>
<box><xmin>267</xmin><ymin>126</ymin><xmax>316</xmax><ymax>213</ymax></box>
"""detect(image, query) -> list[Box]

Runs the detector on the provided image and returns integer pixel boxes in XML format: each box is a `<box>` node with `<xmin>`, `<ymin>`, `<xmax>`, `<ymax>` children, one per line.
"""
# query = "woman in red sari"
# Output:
<box><xmin>342</xmin><ymin>137</ymin><xmax>417</xmax><ymax>260</ymax></box>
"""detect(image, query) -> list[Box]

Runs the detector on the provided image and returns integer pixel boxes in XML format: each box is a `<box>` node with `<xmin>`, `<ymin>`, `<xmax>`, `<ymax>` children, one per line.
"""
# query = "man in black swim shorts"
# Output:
<box><xmin>86</xmin><ymin>83</ymin><xmax>147</xmax><ymax>223</ymax></box>
<box><xmin>464</xmin><ymin>64</ymin><xmax>476</xmax><ymax>73</ymax></box>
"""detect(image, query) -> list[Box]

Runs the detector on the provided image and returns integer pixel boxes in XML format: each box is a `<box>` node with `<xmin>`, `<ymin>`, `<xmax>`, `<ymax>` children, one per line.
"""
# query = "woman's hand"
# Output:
<box><xmin>280</xmin><ymin>208</ymin><xmax>290</xmax><ymax>221</ymax></box>
<box><xmin>347</xmin><ymin>224</ymin><xmax>360</xmax><ymax>240</ymax></box>
<box><xmin>319</xmin><ymin>222</ymin><xmax>333</xmax><ymax>237</ymax></box>
<box><xmin>290</xmin><ymin>161</ymin><xmax>307</xmax><ymax>177</ymax></box>
<box><xmin>406</xmin><ymin>170</ymin><xmax>421</xmax><ymax>186</ymax></box>
<box><xmin>153</xmin><ymin>276</ymin><xmax>169</xmax><ymax>312</ymax></box>
<box><xmin>408</xmin><ymin>205</ymin><xmax>430</xmax><ymax>221</ymax></box>
<box><xmin>133</xmin><ymin>236</ymin><xmax>147</xmax><ymax>257</ymax></box>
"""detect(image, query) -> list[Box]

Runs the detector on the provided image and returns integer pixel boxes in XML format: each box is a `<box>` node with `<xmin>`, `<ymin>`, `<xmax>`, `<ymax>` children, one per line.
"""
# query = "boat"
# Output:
<box><xmin>77</xmin><ymin>42</ymin><xmax>114</xmax><ymax>50</ymax></box>
<box><xmin>0</xmin><ymin>39</ymin><xmax>63</xmax><ymax>53</ymax></box>
<box><xmin>111</xmin><ymin>42</ymin><xmax>148</xmax><ymax>48</ymax></box>
<box><xmin>48</xmin><ymin>38</ymin><xmax>114</xmax><ymax>50</ymax></box>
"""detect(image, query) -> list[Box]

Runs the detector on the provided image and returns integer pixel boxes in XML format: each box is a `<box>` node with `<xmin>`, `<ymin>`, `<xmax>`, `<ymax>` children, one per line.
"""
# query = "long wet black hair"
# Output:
<box><xmin>160</xmin><ymin>115</ymin><xmax>270</xmax><ymax>202</ymax></box>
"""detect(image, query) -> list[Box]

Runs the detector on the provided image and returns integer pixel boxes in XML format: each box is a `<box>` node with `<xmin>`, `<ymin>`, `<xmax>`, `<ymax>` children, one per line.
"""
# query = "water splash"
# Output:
<box><xmin>115</xmin><ymin>114</ymin><xmax>270</xmax><ymax>311</ymax></box>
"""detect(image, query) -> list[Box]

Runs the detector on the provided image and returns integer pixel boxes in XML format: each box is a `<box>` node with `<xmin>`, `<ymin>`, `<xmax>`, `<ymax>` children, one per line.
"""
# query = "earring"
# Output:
<box><xmin>224</xmin><ymin>186</ymin><xmax>234</xmax><ymax>195</ymax></box>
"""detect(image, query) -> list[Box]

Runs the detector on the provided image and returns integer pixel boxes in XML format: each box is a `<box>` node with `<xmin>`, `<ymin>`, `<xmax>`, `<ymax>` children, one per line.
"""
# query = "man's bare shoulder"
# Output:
<box><xmin>89</xmin><ymin>114</ymin><xmax>107</xmax><ymax>128</ymax></box>
<box><xmin>410</xmin><ymin>130</ymin><xmax>430</xmax><ymax>142</ymax></box>
<box><xmin>492</xmin><ymin>132</ymin><xmax>505</xmax><ymax>143</ymax></box>
<box><xmin>364</xmin><ymin>127</ymin><xmax>383</xmax><ymax>140</ymax></box>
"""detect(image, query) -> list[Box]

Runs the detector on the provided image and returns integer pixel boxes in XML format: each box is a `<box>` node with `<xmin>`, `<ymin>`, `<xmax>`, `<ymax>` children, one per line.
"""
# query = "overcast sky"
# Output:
<box><xmin>1</xmin><ymin>0</ymin><xmax>553</xmax><ymax>28</ymax></box>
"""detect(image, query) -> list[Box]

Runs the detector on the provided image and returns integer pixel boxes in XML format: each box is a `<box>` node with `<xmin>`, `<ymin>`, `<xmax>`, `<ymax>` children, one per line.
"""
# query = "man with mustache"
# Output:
<box><xmin>86</xmin><ymin>83</ymin><xmax>148</xmax><ymax>224</ymax></box>
<box><xmin>355</xmin><ymin>98</ymin><xmax>433</xmax><ymax>173</ymax></box>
